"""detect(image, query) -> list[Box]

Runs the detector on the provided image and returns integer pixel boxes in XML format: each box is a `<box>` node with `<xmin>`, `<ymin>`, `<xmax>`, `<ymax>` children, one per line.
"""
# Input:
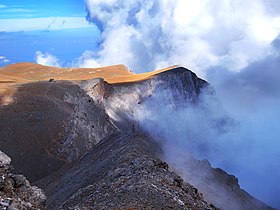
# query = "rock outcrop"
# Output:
<box><xmin>0</xmin><ymin>151</ymin><xmax>46</xmax><ymax>210</ymax></box>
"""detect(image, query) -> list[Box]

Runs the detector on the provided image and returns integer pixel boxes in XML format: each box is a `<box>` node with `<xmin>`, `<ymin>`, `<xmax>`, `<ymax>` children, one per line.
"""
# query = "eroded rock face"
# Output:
<box><xmin>61</xmin><ymin>82</ymin><xmax>118</xmax><ymax>161</ymax></box>
<box><xmin>0</xmin><ymin>151</ymin><xmax>46</xmax><ymax>210</ymax></box>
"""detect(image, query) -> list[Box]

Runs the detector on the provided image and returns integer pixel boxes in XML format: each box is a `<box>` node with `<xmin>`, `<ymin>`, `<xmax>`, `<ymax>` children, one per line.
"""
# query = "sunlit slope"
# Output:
<box><xmin>0</xmin><ymin>62</ymin><xmax>179</xmax><ymax>85</ymax></box>
<box><xmin>0</xmin><ymin>62</ymin><xmax>131</xmax><ymax>82</ymax></box>
<box><xmin>105</xmin><ymin>65</ymin><xmax>179</xmax><ymax>84</ymax></box>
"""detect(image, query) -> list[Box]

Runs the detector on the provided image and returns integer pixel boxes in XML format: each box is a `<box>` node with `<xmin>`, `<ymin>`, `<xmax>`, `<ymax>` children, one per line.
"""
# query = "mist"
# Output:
<box><xmin>83</xmin><ymin>1</ymin><xmax>280</xmax><ymax>208</ymax></box>
<box><xmin>206</xmin><ymin>44</ymin><xmax>280</xmax><ymax>208</ymax></box>
<box><xmin>129</xmin><ymin>69</ymin><xmax>279</xmax><ymax>208</ymax></box>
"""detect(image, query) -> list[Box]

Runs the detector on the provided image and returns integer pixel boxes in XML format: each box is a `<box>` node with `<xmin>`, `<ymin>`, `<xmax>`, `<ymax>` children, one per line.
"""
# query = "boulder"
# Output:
<box><xmin>0</xmin><ymin>151</ymin><xmax>11</xmax><ymax>166</ymax></box>
<box><xmin>0</xmin><ymin>151</ymin><xmax>46</xmax><ymax>209</ymax></box>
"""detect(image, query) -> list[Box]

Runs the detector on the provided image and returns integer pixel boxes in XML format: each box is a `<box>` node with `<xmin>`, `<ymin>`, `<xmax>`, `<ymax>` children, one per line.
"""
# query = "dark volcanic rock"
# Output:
<box><xmin>0</xmin><ymin>151</ymin><xmax>46</xmax><ymax>210</ymax></box>
<box><xmin>62</xmin><ymin>80</ymin><xmax>118</xmax><ymax>161</ymax></box>
<box><xmin>0</xmin><ymin>80</ymin><xmax>118</xmax><ymax>182</ymax></box>
<box><xmin>36</xmin><ymin>133</ymin><xmax>217</xmax><ymax>209</ymax></box>
<box><xmin>0</xmin><ymin>81</ymin><xmax>77</xmax><ymax>182</ymax></box>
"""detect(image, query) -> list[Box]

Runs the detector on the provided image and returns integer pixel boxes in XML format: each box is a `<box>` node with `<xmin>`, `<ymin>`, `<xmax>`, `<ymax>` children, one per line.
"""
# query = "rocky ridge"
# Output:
<box><xmin>37</xmin><ymin>133</ymin><xmax>217</xmax><ymax>209</ymax></box>
<box><xmin>0</xmin><ymin>64</ymin><xmax>275</xmax><ymax>209</ymax></box>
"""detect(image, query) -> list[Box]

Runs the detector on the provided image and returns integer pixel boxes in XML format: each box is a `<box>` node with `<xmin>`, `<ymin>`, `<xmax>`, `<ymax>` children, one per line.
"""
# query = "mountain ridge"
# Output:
<box><xmin>0</xmin><ymin>63</ymin><xmax>275</xmax><ymax>209</ymax></box>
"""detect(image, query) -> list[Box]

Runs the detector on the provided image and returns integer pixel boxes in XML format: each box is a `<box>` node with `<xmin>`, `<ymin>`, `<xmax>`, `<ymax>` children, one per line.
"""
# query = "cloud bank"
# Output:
<box><xmin>35</xmin><ymin>51</ymin><xmax>61</xmax><ymax>67</ymax></box>
<box><xmin>85</xmin><ymin>0</ymin><xmax>280</xmax><ymax>76</ymax></box>
<box><xmin>206</xmin><ymin>42</ymin><xmax>280</xmax><ymax>208</ymax></box>
<box><xmin>134</xmin><ymin>65</ymin><xmax>280</xmax><ymax>208</ymax></box>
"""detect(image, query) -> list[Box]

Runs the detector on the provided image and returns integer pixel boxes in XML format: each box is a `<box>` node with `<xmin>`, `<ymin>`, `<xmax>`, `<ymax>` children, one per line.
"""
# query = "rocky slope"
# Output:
<box><xmin>180</xmin><ymin>158</ymin><xmax>274</xmax><ymax>210</ymax></box>
<box><xmin>0</xmin><ymin>151</ymin><xmax>46</xmax><ymax>210</ymax></box>
<box><xmin>0</xmin><ymin>63</ymin><xmax>275</xmax><ymax>209</ymax></box>
<box><xmin>37</xmin><ymin>133</ymin><xmax>217</xmax><ymax>209</ymax></box>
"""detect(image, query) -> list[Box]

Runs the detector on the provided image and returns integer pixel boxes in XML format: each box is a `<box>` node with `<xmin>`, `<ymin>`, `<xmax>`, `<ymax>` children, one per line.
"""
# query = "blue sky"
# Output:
<box><xmin>0</xmin><ymin>0</ymin><xmax>85</xmax><ymax>19</ymax></box>
<box><xmin>0</xmin><ymin>0</ymin><xmax>100</xmax><ymax>66</ymax></box>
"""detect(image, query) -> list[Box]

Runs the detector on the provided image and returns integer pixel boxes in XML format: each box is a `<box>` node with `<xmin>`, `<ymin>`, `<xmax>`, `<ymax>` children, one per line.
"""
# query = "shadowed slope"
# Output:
<box><xmin>0</xmin><ymin>81</ymin><xmax>77</xmax><ymax>181</ymax></box>
<box><xmin>36</xmin><ymin>133</ymin><xmax>217</xmax><ymax>209</ymax></box>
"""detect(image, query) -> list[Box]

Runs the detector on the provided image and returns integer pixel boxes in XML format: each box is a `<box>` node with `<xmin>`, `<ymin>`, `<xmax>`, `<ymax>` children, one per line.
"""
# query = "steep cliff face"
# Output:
<box><xmin>83</xmin><ymin>67</ymin><xmax>211</xmax><ymax>131</ymax></box>
<box><xmin>0</xmin><ymin>64</ymin><xmax>274</xmax><ymax>209</ymax></box>
<box><xmin>60</xmin><ymin>81</ymin><xmax>118</xmax><ymax>161</ymax></box>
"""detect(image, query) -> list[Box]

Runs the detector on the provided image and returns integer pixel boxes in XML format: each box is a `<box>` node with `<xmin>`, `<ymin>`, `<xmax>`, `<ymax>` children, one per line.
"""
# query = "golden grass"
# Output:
<box><xmin>0</xmin><ymin>62</ymin><xmax>132</xmax><ymax>82</ymax></box>
<box><xmin>0</xmin><ymin>62</ymin><xmax>179</xmax><ymax>86</ymax></box>
<box><xmin>106</xmin><ymin>65</ymin><xmax>179</xmax><ymax>84</ymax></box>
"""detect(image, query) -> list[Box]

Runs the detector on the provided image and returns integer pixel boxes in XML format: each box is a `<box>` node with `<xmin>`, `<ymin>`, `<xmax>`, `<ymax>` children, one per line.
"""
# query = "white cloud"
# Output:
<box><xmin>0</xmin><ymin>17</ymin><xmax>92</xmax><ymax>32</ymax></box>
<box><xmin>71</xmin><ymin>51</ymin><xmax>101</xmax><ymax>68</ymax></box>
<box><xmin>35</xmin><ymin>51</ymin><xmax>61</xmax><ymax>67</ymax></box>
<box><xmin>85</xmin><ymin>0</ymin><xmax>280</xmax><ymax>76</ymax></box>
<box><xmin>0</xmin><ymin>56</ymin><xmax>10</xmax><ymax>64</ymax></box>
<box><xmin>0</xmin><ymin>4</ymin><xmax>6</xmax><ymax>9</ymax></box>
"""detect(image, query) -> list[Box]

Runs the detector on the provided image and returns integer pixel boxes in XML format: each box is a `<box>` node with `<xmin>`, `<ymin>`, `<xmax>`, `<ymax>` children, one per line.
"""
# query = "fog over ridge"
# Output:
<box><xmin>84</xmin><ymin>1</ymin><xmax>280</xmax><ymax>208</ymax></box>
